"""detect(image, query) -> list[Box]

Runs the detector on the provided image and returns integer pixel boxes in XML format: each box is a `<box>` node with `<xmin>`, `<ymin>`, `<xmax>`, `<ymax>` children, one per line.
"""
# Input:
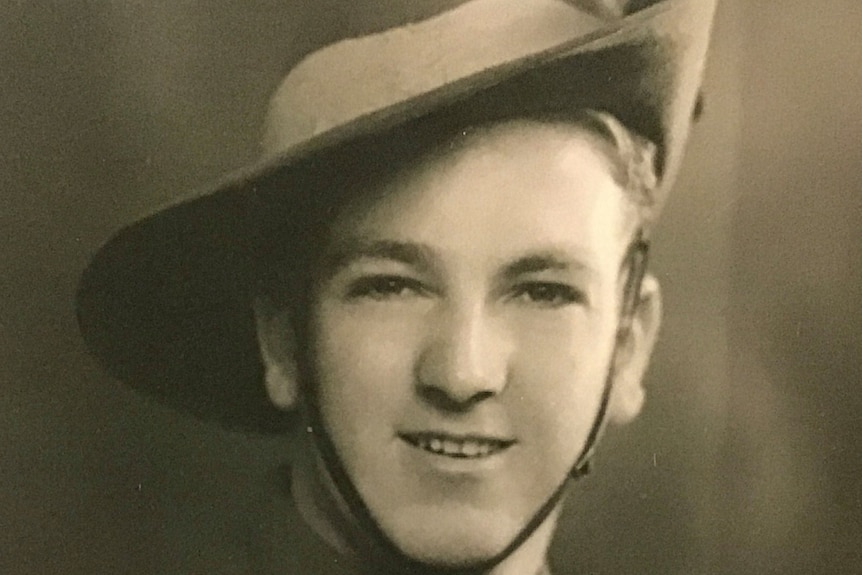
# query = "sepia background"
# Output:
<box><xmin>2</xmin><ymin>1</ymin><xmax>861</xmax><ymax>573</ymax></box>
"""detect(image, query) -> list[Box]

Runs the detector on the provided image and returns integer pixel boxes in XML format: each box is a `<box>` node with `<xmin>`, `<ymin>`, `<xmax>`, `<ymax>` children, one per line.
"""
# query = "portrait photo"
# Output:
<box><xmin>2</xmin><ymin>1</ymin><xmax>861</xmax><ymax>573</ymax></box>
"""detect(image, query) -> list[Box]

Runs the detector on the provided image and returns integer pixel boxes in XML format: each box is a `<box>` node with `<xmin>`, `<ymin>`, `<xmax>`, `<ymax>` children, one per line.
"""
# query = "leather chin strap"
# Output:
<box><xmin>570</xmin><ymin>233</ymin><xmax>650</xmax><ymax>480</ymax></box>
<box><xmin>299</xmin><ymin>235</ymin><xmax>650</xmax><ymax>574</ymax></box>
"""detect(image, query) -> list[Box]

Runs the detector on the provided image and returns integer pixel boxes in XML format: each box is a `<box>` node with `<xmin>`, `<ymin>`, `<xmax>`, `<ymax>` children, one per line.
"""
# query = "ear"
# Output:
<box><xmin>608</xmin><ymin>273</ymin><xmax>662</xmax><ymax>425</ymax></box>
<box><xmin>253</xmin><ymin>296</ymin><xmax>300</xmax><ymax>411</ymax></box>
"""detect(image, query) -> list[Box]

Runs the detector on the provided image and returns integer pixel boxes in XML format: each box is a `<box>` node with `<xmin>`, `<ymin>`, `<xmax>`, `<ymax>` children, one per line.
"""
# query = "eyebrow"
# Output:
<box><xmin>321</xmin><ymin>240</ymin><xmax>598</xmax><ymax>281</ymax></box>
<box><xmin>321</xmin><ymin>239</ymin><xmax>439</xmax><ymax>274</ymax></box>
<box><xmin>498</xmin><ymin>250</ymin><xmax>597</xmax><ymax>281</ymax></box>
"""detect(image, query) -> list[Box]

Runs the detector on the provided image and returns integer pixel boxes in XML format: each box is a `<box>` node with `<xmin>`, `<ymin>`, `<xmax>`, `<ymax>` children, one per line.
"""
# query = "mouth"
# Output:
<box><xmin>399</xmin><ymin>432</ymin><xmax>515</xmax><ymax>459</ymax></box>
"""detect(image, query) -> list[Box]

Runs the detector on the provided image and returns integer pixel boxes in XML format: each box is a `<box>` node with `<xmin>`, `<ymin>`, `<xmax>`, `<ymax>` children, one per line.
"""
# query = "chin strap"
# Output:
<box><xmin>298</xmin><ymin>232</ymin><xmax>650</xmax><ymax>574</ymax></box>
<box><xmin>570</xmin><ymin>232</ymin><xmax>650</xmax><ymax>480</ymax></box>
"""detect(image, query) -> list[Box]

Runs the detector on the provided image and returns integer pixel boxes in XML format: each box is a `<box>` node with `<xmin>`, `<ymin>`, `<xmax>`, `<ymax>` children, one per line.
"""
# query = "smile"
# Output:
<box><xmin>399</xmin><ymin>432</ymin><xmax>515</xmax><ymax>459</ymax></box>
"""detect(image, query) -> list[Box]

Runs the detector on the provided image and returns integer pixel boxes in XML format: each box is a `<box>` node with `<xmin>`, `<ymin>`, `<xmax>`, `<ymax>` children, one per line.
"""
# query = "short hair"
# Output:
<box><xmin>569</xmin><ymin>109</ymin><xmax>659</xmax><ymax>233</ymax></box>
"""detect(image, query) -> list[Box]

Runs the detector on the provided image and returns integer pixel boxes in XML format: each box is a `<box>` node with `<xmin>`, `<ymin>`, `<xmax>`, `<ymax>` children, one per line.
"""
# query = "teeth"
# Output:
<box><xmin>409</xmin><ymin>435</ymin><xmax>507</xmax><ymax>458</ymax></box>
<box><xmin>461</xmin><ymin>442</ymin><xmax>479</xmax><ymax>457</ymax></box>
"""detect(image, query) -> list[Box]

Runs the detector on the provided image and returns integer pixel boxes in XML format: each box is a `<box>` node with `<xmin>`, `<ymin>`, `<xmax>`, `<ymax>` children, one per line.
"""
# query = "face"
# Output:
<box><xmin>307</xmin><ymin>121</ymin><xmax>638</xmax><ymax>566</ymax></box>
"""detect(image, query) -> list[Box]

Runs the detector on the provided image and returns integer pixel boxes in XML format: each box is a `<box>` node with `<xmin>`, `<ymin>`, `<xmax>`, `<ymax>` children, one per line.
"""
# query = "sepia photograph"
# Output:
<box><xmin>2</xmin><ymin>1</ymin><xmax>861</xmax><ymax>573</ymax></box>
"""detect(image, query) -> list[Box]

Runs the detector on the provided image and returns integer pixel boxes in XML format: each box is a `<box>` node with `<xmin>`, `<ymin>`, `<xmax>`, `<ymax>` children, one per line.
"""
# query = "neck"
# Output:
<box><xmin>289</xmin><ymin>430</ymin><xmax>559</xmax><ymax>575</ymax></box>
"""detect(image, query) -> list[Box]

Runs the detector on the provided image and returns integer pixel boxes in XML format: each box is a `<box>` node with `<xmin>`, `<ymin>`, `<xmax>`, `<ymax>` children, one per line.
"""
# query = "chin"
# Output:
<box><xmin>381</xmin><ymin>505</ymin><xmax>521</xmax><ymax>567</ymax></box>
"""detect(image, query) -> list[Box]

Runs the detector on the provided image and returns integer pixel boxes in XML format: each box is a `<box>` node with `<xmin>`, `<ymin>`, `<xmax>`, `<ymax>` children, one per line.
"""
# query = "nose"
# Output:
<box><xmin>415</xmin><ymin>301</ymin><xmax>510</xmax><ymax>412</ymax></box>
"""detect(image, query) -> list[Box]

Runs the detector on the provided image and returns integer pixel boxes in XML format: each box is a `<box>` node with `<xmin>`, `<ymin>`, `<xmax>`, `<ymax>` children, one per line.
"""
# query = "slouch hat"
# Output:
<box><xmin>77</xmin><ymin>0</ymin><xmax>717</xmax><ymax>431</ymax></box>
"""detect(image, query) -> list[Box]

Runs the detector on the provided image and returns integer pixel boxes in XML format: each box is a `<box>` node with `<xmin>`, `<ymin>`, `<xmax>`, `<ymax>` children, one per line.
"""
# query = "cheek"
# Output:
<box><xmin>509</xmin><ymin>310</ymin><xmax>618</xmax><ymax>453</ymax></box>
<box><xmin>311</xmin><ymin>307</ymin><xmax>419</xmax><ymax>436</ymax></box>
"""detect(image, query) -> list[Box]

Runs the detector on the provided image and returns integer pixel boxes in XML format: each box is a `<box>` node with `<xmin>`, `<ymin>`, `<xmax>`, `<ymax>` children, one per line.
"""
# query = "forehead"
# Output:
<box><xmin>326</xmin><ymin>120</ymin><xmax>629</xmax><ymax>272</ymax></box>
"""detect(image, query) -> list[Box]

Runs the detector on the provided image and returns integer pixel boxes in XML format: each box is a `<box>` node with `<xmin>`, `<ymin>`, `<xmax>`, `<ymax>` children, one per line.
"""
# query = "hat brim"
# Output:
<box><xmin>77</xmin><ymin>0</ymin><xmax>715</xmax><ymax>432</ymax></box>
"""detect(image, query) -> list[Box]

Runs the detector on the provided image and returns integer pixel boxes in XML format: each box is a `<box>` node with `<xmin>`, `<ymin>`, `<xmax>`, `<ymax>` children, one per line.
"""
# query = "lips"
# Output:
<box><xmin>399</xmin><ymin>432</ymin><xmax>515</xmax><ymax>459</ymax></box>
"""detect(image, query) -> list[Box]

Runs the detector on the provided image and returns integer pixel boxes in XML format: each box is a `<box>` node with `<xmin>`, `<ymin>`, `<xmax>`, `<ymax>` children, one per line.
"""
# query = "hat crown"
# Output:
<box><xmin>263</xmin><ymin>0</ymin><xmax>611</xmax><ymax>160</ymax></box>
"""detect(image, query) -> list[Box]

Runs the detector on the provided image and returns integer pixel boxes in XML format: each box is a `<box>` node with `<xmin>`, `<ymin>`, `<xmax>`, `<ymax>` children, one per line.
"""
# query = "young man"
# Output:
<box><xmin>77</xmin><ymin>0</ymin><xmax>716</xmax><ymax>572</ymax></box>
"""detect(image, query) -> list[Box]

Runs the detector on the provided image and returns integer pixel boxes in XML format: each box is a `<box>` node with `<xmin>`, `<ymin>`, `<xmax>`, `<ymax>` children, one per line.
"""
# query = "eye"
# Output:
<box><xmin>344</xmin><ymin>274</ymin><xmax>428</xmax><ymax>301</ymax></box>
<box><xmin>510</xmin><ymin>281</ymin><xmax>586</xmax><ymax>308</ymax></box>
